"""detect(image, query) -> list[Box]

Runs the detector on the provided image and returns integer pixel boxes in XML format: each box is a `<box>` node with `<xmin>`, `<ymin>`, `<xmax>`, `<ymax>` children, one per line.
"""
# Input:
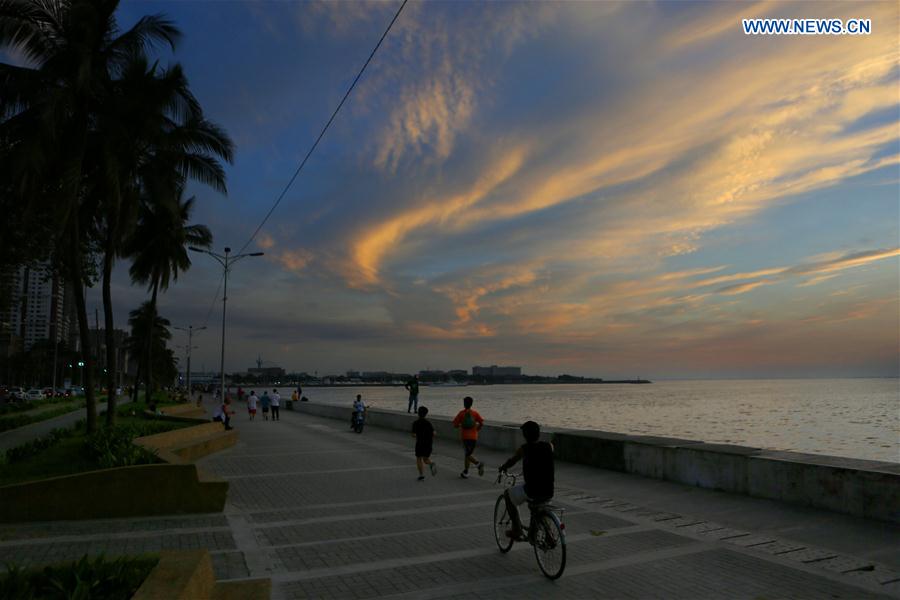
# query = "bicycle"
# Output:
<box><xmin>493</xmin><ymin>471</ymin><xmax>566</xmax><ymax>579</ymax></box>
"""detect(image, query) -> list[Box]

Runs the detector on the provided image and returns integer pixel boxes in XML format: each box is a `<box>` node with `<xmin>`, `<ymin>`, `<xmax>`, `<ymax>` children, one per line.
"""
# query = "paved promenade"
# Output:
<box><xmin>1</xmin><ymin>404</ymin><xmax>899</xmax><ymax>599</ymax></box>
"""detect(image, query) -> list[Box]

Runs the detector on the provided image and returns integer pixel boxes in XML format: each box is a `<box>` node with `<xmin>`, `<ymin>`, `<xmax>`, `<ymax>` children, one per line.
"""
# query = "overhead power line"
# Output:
<box><xmin>237</xmin><ymin>0</ymin><xmax>408</xmax><ymax>255</ymax></box>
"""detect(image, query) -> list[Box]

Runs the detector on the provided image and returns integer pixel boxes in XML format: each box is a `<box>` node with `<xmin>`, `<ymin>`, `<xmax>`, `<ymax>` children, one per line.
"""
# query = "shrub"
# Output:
<box><xmin>3</xmin><ymin>424</ymin><xmax>81</xmax><ymax>463</ymax></box>
<box><xmin>82</xmin><ymin>423</ymin><xmax>173</xmax><ymax>468</ymax></box>
<box><xmin>0</xmin><ymin>554</ymin><xmax>158</xmax><ymax>599</ymax></box>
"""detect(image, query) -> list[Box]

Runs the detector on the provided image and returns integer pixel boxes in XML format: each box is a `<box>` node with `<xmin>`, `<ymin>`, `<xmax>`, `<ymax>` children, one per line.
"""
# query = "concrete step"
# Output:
<box><xmin>212</xmin><ymin>578</ymin><xmax>272</xmax><ymax>600</ymax></box>
<box><xmin>132</xmin><ymin>550</ymin><xmax>271</xmax><ymax>600</ymax></box>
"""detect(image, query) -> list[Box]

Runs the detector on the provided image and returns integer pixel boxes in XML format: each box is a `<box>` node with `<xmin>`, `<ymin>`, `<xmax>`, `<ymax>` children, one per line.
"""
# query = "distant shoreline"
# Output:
<box><xmin>282</xmin><ymin>380</ymin><xmax>652</xmax><ymax>387</ymax></box>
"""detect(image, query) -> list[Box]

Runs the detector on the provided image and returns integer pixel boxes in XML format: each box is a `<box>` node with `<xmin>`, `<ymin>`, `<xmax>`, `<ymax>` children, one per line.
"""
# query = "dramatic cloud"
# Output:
<box><xmin>103</xmin><ymin>1</ymin><xmax>898</xmax><ymax>377</ymax></box>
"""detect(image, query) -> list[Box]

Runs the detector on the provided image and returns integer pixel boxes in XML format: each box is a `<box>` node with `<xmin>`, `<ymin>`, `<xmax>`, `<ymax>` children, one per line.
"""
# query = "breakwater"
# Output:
<box><xmin>294</xmin><ymin>402</ymin><xmax>900</xmax><ymax>523</ymax></box>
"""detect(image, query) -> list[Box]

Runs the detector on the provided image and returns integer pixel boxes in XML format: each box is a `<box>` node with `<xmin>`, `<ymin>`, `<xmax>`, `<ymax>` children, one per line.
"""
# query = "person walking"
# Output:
<box><xmin>271</xmin><ymin>388</ymin><xmax>281</xmax><ymax>421</ymax></box>
<box><xmin>405</xmin><ymin>375</ymin><xmax>420</xmax><ymax>413</ymax></box>
<box><xmin>260</xmin><ymin>390</ymin><xmax>271</xmax><ymax>421</ymax></box>
<box><xmin>452</xmin><ymin>396</ymin><xmax>485</xmax><ymax>478</ymax></box>
<box><xmin>247</xmin><ymin>390</ymin><xmax>258</xmax><ymax>420</ymax></box>
<box><xmin>411</xmin><ymin>406</ymin><xmax>437</xmax><ymax>481</ymax></box>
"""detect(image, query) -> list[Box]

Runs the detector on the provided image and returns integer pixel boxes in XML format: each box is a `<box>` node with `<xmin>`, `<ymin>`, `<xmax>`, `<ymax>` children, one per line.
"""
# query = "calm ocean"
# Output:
<box><xmin>264</xmin><ymin>379</ymin><xmax>899</xmax><ymax>463</ymax></box>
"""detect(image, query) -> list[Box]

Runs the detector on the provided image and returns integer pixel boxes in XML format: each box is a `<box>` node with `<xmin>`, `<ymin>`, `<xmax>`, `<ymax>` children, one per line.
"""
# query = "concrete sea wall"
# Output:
<box><xmin>295</xmin><ymin>402</ymin><xmax>900</xmax><ymax>523</ymax></box>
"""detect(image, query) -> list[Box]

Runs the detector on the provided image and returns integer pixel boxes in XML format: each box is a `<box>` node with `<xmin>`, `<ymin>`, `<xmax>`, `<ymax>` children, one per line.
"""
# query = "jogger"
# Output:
<box><xmin>452</xmin><ymin>396</ymin><xmax>485</xmax><ymax>478</ymax></box>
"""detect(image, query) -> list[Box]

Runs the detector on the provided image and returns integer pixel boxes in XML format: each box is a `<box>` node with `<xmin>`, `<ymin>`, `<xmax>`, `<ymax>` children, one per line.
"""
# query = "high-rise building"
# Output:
<box><xmin>472</xmin><ymin>365</ymin><xmax>522</xmax><ymax>377</ymax></box>
<box><xmin>0</xmin><ymin>263</ymin><xmax>77</xmax><ymax>354</ymax></box>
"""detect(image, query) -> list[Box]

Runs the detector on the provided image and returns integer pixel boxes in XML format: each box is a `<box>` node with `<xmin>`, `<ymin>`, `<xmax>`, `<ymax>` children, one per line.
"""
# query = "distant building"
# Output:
<box><xmin>0</xmin><ymin>263</ymin><xmax>77</xmax><ymax>354</ymax></box>
<box><xmin>362</xmin><ymin>371</ymin><xmax>391</xmax><ymax>381</ymax></box>
<box><xmin>472</xmin><ymin>365</ymin><xmax>522</xmax><ymax>377</ymax></box>
<box><xmin>361</xmin><ymin>371</ymin><xmax>412</xmax><ymax>382</ymax></box>
<box><xmin>248</xmin><ymin>366</ymin><xmax>285</xmax><ymax>379</ymax></box>
<box><xmin>418</xmin><ymin>369</ymin><xmax>445</xmax><ymax>377</ymax></box>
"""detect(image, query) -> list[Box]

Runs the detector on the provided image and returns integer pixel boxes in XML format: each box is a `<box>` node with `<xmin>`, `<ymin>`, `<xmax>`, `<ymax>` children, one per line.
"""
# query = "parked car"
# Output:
<box><xmin>8</xmin><ymin>387</ymin><xmax>26</xmax><ymax>401</ymax></box>
<box><xmin>42</xmin><ymin>387</ymin><xmax>55</xmax><ymax>398</ymax></box>
<box><xmin>68</xmin><ymin>386</ymin><xmax>84</xmax><ymax>396</ymax></box>
<box><xmin>25</xmin><ymin>388</ymin><xmax>45</xmax><ymax>401</ymax></box>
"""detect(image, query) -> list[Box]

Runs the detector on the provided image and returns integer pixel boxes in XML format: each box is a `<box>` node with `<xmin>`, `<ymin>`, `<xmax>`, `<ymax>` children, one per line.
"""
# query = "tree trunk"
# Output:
<box><xmin>69</xmin><ymin>224</ymin><xmax>97</xmax><ymax>434</ymax></box>
<box><xmin>132</xmin><ymin>364</ymin><xmax>141</xmax><ymax>402</ymax></box>
<box><xmin>57</xmin><ymin>102</ymin><xmax>93</xmax><ymax>431</ymax></box>
<box><xmin>102</xmin><ymin>223</ymin><xmax>118</xmax><ymax>427</ymax></box>
<box><xmin>144</xmin><ymin>283</ymin><xmax>158</xmax><ymax>405</ymax></box>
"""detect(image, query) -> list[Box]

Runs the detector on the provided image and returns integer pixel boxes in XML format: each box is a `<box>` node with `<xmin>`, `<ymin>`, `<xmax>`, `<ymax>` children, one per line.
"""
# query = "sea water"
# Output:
<box><xmin>257</xmin><ymin>379</ymin><xmax>898</xmax><ymax>463</ymax></box>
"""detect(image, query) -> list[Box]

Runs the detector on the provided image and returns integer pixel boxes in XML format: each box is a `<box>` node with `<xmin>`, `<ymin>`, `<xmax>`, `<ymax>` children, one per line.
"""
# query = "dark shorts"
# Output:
<box><xmin>463</xmin><ymin>439</ymin><xmax>477</xmax><ymax>456</ymax></box>
<box><xmin>415</xmin><ymin>444</ymin><xmax>432</xmax><ymax>458</ymax></box>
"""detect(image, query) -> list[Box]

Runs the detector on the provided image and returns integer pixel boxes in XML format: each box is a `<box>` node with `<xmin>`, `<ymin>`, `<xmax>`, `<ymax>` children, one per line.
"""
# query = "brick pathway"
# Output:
<box><xmin>1</xmin><ymin>406</ymin><xmax>898</xmax><ymax>599</ymax></box>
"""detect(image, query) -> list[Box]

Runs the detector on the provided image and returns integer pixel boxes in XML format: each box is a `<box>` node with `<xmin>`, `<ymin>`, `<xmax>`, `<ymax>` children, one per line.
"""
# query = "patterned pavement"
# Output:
<box><xmin>1</xmin><ymin>405</ymin><xmax>898</xmax><ymax>599</ymax></box>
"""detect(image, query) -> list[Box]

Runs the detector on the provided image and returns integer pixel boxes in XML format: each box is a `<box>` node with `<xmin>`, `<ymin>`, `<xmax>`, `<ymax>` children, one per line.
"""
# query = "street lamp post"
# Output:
<box><xmin>190</xmin><ymin>246</ymin><xmax>264</xmax><ymax>404</ymax></box>
<box><xmin>174</xmin><ymin>325</ymin><xmax>206</xmax><ymax>395</ymax></box>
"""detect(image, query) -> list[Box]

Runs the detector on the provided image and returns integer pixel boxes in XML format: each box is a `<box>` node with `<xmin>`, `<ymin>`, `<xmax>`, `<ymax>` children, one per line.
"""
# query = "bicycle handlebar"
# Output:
<box><xmin>496</xmin><ymin>471</ymin><xmax>520</xmax><ymax>486</ymax></box>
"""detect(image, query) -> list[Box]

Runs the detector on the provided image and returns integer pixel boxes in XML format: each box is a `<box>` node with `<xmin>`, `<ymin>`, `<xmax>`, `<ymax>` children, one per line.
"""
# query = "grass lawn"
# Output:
<box><xmin>0</xmin><ymin>391</ymin><xmax>183</xmax><ymax>435</ymax></box>
<box><xmin>0</xmin><ymin>414</ymin><xmax>193</xmax><ymax>487</ymax></box>
<box><xmin>5</xmin><ymin>399</ymin><xmax>84</xmax><ymax>418</ymax></box>
<box><xmin>0</xmin><ymin>402</ymin><xmax>85</xmax><ymax>433</ymax></box>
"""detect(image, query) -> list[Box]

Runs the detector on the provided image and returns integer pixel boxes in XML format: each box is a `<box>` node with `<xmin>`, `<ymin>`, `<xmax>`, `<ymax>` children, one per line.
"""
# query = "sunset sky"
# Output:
<box><xmin>88</xmin><ymin>1</ymin><xmax>898</xmax><ymax>378</ymax></box>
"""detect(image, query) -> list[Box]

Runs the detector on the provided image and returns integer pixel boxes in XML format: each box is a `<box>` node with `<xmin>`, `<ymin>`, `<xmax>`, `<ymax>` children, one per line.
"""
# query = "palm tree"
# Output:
<box><xmin>0</xmin><ymin>0</ymin><xmax>180</xmax><ymax>433</ymax></box>
<box><xmin>89</xmin><ymin>54</ymin><xmax>231</xmax><ymax>425</ymax></box>
<box><xmin>126</xmin><ymin>300</ymin><xmax>172</xmax><ymax>399</ymax></box>
<box><xmin>128</xmin><ymin>189</ymin><xmax>212</xmax><ymax>404</ymax></box>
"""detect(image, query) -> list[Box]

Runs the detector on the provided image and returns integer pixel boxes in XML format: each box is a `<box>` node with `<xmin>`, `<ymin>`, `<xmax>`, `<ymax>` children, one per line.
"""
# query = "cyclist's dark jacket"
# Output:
<box><xmin>522</xmin><ymin>441</ymin><xmax>554</xmax><ymax>501</ymax></box>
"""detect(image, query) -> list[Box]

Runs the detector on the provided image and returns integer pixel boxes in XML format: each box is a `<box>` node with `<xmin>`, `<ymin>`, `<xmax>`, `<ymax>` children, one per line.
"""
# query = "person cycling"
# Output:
<box><xmin>350</xmin><ymin>394</ymin><xmax>367</xmax><ymax>428</ymax></box>
<box><xmin>498</xmin><ymin>420</ymin><xmax>554</xmax><ymax>540</ymax></box>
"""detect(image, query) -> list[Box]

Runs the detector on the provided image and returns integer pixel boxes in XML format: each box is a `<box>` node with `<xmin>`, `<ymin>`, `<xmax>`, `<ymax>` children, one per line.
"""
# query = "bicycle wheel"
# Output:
<box><xmin>533</xmin><ymin>511</ymin><xmax>566</xmax><ymax>579</ymax></box>
<box><xmin>493</xmin><ymin>496</ymin><xmax>514</xmax><ymax>553</ymax></box>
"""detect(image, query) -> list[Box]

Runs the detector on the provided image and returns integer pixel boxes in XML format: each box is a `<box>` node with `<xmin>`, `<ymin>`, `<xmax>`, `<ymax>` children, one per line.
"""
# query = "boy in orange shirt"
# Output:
<box><xmin>452</xmin><ymin>396</ymin><xmax>485</xmax><ymax>478</ymax></box>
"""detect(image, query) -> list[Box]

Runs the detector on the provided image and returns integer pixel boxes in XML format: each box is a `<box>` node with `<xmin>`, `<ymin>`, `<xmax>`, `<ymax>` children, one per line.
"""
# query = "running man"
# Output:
<box><xmin>452</xmin><ymin>396</ymin><xmax>485</xmax><ymax>478</ymax></box>
<box><xmin>411</xmin><ymin>406</ymin><xmax>437</xmax><ymax>480</ymax></box>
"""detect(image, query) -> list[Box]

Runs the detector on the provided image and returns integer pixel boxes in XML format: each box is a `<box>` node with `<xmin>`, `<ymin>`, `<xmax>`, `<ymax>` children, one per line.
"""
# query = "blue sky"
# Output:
<box><xmin>89</xmin><ymin>1</ymin><xmax>899</xmax><ymax>378</ymax></box>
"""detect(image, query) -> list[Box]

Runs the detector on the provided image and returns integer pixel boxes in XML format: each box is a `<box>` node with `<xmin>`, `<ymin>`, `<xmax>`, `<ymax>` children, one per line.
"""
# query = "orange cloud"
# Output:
<box><xmin>276</xmin><ymin>248</ymin><xmax>314</xmax><ymax>272</ymax></box>
<box><xmin>434</xmin><ymin>263</ymin><xmax>541</xmax><ymax>326</ymax></box>
<box><xmin>257</xmin><ymin>233</ymin><xmax>276</xmax><ymax>250</ymax></box>
<box><xmin>349</xmin><ymin>147</ymin><xmax>527</xmax><ymax>286</ymax></box>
